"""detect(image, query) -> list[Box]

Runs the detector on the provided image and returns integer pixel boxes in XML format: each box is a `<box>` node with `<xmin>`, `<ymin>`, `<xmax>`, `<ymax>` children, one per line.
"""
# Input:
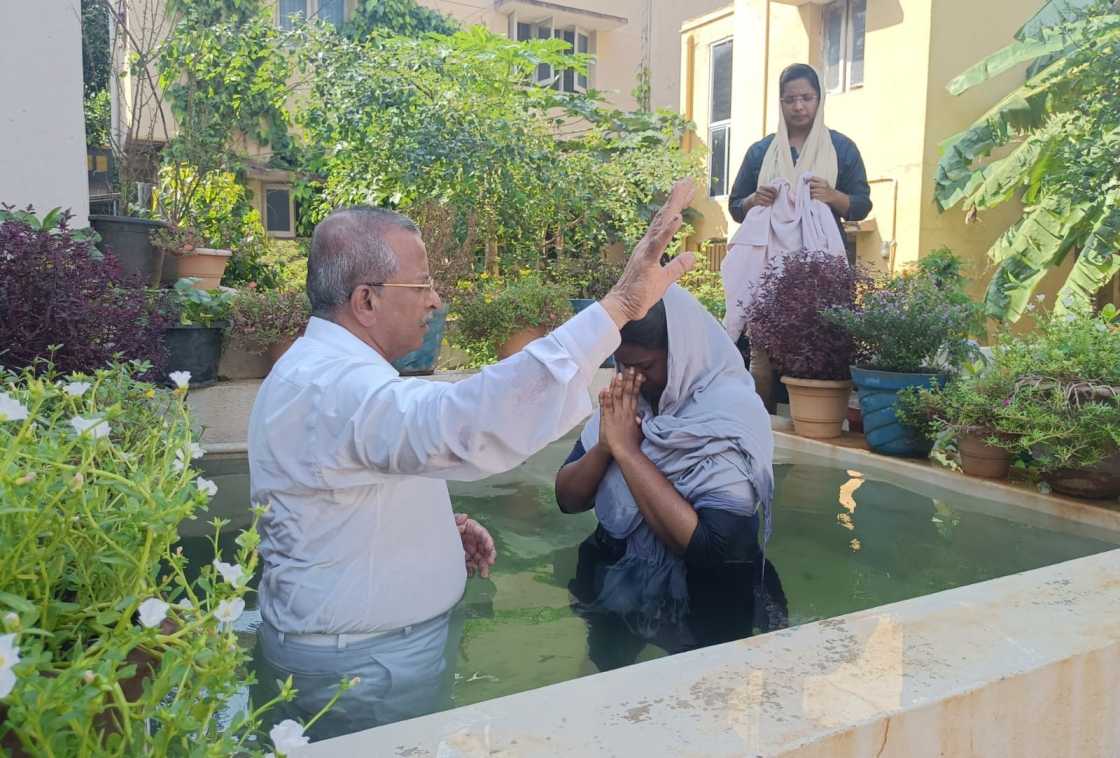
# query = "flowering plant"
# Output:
<box><xmin>824</xmin><ymin>250</ymin><xmax>981</xmax><ymax>373</ymax></box>
<box><xmin>453</xmin><ymin>272</ymin><xmax>572</xmax><ymax>359</ymax></box>
<box><xmin>0</xmin><ymin>363</ymin><xmax>339</xmax><ymax>754</ymax></box>
<box><xmin>746</xmin><ymin>251</ymin><xmax>866</xmax><ymax>380</ymax></box>
<box><xmin>229</xmin><ymin>289</ymin><xmax>311</xmax><ymax>353</ymax></box>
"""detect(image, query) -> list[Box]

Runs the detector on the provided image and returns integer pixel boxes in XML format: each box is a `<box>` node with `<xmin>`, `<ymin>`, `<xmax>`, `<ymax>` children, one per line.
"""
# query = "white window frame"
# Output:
<box><xmin>264</xmin><ymin>184</ymin><xmax>296</xmax><ymax>239</ymax></box>
<box><xmin>277</xmin><ymin>0</ymin><xmax>346</xmax><ymax>31</ymax></box>
<box><xmin>822</xmin><ymin>0</ymin><xmax>866</xmax><ymax>94</ymax></box>
<box><xmin>708</xmin><ymin>38</ymin><xmax>733</xmax><ymax>198</ymax></box>
<box><xmin>512</xmin><ymin>16</ymin><xmax>593</xmax><ymax>94</ymax></box>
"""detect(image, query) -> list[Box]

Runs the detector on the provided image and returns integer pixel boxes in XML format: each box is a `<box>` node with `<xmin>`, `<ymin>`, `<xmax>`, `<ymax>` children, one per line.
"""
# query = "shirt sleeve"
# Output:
<box><xmin>728</xmin><ymin>142</ymin><xmax>766</xmax><ymax>223</ymax></box>
<box><xmin>836</xmin><ymin>137</ymin><xmax>873</xmax><ymax>222</ymax></box>
<box><xmin>684</xmin><ymin>504</ymin><xmax>761</xmax><ymax>571</ymax></box>
<box><xmin>337</xmin><ymin>303</ymin><xmax>619</xmax><ymax>482</ymax></box>
<box><xmin>562</xmin><ymin>437</ymin><xmax>588</xmax><ymax>467</ymax></box>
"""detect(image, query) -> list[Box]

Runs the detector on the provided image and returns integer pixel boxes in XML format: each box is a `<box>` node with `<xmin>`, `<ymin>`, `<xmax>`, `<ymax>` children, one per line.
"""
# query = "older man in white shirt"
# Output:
<box><xmin>248</xmin><ymin>180</ymin><xmax>695</xmax><ymax>741</ymax></box>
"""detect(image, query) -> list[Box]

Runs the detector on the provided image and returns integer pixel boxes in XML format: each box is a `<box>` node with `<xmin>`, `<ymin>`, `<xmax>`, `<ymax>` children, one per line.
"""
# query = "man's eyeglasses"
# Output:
<box><xmin>780</xmin><ymin>94</ymin><xmax>818</xmax><ymax>106</ymax></box>
<box><xmin>361</xmin><ymin>276</ymin><xmax>436</xmax><ymax>292</ymax></box>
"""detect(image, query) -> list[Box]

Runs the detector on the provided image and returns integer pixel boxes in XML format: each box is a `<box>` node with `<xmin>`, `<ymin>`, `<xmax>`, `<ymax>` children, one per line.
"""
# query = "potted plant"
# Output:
<box><xmin>897</xmin><ymin>364</ymin><xmax>1018</xmax><ymax>479</ymax></box>
<box><xmin>824</xmin><ymin>250</ymin><xmax>981</xmax><ymax>456</ymax></box>
<box><xmin>0</xmin><ymin>207</ymin><xmax>169</xmax><ymax>379</ymax></box>
<box><xmin>392</xmin><ymin>203</ymin><xmax>478</xmax><ymax>375</ymax></box>
<box><xmin>228</xmin><ymin>288</ymin><xmax>311</xmax><ymax>372</ymax></box>
<box><xmin>152</xmin><ymin>166</ymin><xmax>234</xmax><ymax>291</ymax></box>
<box><xmin>456</xmin><ymin>273</ymin><xmax>572</xmax><ymax>361</ymax></box>
<box><xmin>161</xmin><ymin>279</ymin><xmax>234</xmax><ymax>388</ymax></box>
<box><xmin>984</xmin><ymin>305</ymin><xmax>1120</xmax><ymax>498</ymax></box>
<box><xmin>745</xmin><ymin>251</ymin><xmax>864</xmax><ymax>439</ymax></box>
<box><xmin>0</xmin><ymin>363</ymin><xmax>340</xmax><ymax>753</ymax></box>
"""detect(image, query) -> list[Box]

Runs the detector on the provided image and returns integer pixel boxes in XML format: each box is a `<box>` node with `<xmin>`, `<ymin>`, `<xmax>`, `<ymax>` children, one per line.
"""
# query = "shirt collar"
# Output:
<box><xmin>304</xmin><ymin>316</ymin><xmax>397</xmax><ymax>372</ymax></box>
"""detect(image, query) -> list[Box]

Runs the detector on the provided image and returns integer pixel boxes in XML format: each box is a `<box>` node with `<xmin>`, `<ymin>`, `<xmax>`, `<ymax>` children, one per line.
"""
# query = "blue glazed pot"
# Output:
<box><xmin>850</xmin><ymin>366</ymin><xmax>946</xmax><ymax>457</ymax></box>
<box><xmin>392</xmin><ymin>307</ymin><xmax>448</xmax><ymax>376</ymax></box>
<box><xmin>570</xmin><ymin>298</ymin><xmax>615</xmax><ymax>369</ymax></box>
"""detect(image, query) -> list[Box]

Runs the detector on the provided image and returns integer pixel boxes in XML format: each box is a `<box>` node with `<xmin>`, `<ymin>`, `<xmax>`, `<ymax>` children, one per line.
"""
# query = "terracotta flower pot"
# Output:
<box><xmin>175</xmin><ymin>247</ymin><xmax>232</xmax><ymax>290</ymax></box>
<box><xmin>958</xmin><ymin>430</ymin><xmax>1011</xmax><ymax>479</ymax></box>
<box><xmin>497</xmin><ymin>326</ymin><xmax>549</xmax><ymax>360</ymax></box>
<box><xmin>1042</xmin><ymin>449</ymin><xmax>1120</xmax><ymax>500</ymax></box>
<box><xmin>267</xmin><ymin>336</ymin><xmax>299</xmax><ymax>367</ymax></box>
<box><xmin>780</xmin><ymin>377</ymin><xmax>853</xmax><ymax>439</ymax></box>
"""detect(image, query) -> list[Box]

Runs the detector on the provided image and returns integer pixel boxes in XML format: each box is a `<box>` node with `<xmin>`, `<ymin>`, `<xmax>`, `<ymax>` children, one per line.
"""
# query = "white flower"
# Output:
<box><xmin>172</xmin><ymin>458</ymin><xmax>186</xmax><ymax>473</ymax></box>
<box><xmin>214</xmin><ymin>597</ymin><xmax>245</xmax><ymax>625</ymax></box>
<box><xmin>173</xmin><ymin>442</ymin><xmax>206</xmax><ymax>473</ymax></box>
<box><xmin>1035</xmin><ymin>293</ymin><xmax>1046</xmax><ymax>303</ymax></box>
<box><xmin>213</xmin><ymin>559</ymin><xmax>245</xmax><ymax>587</ymax></box>
<box><xmin>137</xmin><ymin>598</ymin><xmax>169</xmax><ymax>629</ymax></box>
<box><xmin>0</xmin><ymin>393</ymin><xmax>28</xmax><ymax>423</ymax></box>
<box><xmin>63</xmin><ymin>381</ymin><xmax>92</xmax><ymax>398</ymax></box>
<box><xmin>169</xmin><ymin>371</ymin><xmax>191</xmax><ymax>389</ymax></box>
<box><xmin>196</xmin><ymin>477</ymin><xmax>218</xmax><ymax>497</ymax></box>
<box><xmin>83</xmin><ymin>670</ymin><xmax>96</xmax><ymax>685</ymax></box>
<box><xmin>70</xmin><ymin>415</ymin><xmax>111</xmax><ymax>439</ymax></box>
<box><xmin>177</xmin><ymin>598</ymin><xmax>193</xmax><ymax>611</ymax></box>
<box><xmin>0</xmin><ymin>634</ymin><xmax>21</xmax><ymax>698</ymax></box>
<box><xmin>269</xmin><ymin>720</ymin><xmax>310</xmax><ymax>754</ymax></box>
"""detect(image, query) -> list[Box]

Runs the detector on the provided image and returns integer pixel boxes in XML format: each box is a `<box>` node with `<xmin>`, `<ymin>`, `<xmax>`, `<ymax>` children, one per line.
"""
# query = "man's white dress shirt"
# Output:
<box><xmin>248</xmin><ymin>304</ymin><xmax>619</xmax><ymax>634</ymax></box>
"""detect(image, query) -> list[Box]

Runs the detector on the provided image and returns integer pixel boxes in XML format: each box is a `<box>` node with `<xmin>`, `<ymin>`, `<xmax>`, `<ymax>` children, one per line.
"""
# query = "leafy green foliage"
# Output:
<box><xmin>165</xmin><ymin>279</ymin><xmax>234</xmax><ymax>328</ymax></box>
<box><xmin>157</xmin><ymin>0</ymin><xmax>295</xmax><ymax>232</ymax></box>
<box><xmin>345</xmin><ymin>0</ymin><xmax>458</xmax><ymax>38</ymax></box>
<box><xmin>988</xmin><ymin>308</ymin><xmax>1120</xmax><ymax>472</ymax></box>
<box><xmin>454</xmin><ymin>274</ymin><xmax>572</xmax><ymax>359</ymax></box>
<box><xmin>935</xmin><ymin>1</ymin><xmax>1120</xmax><ymax>321</ymax></box>
<box><xmin>824</xmin><ymin>252</ymin><xmax>982</xmax><ymax>373</ymax></box>
<box><xmin>229</xmin><ymin>288</ymin><xmax>310</xmax><ymax>352</ymax></box>
<box><xmin>295</xmin><ymin>24</ymin><xmax>700</xmax><ymax>275</ymax></box>
<box><xmin>676</xmin><ymin>268</ymin><xmax>726</xmax><ymax>320</ymax></box>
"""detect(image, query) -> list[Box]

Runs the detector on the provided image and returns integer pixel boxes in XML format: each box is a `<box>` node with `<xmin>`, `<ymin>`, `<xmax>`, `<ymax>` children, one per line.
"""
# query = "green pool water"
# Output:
<box><xmin>186</xmin><ymin>433</ymin><xmax>1119</xmax><ymax>715</ymax></box>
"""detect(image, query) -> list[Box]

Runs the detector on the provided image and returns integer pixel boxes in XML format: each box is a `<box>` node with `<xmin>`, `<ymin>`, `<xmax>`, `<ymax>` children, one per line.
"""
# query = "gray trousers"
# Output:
<box><xmin>251</xmin><ymin>611</ymin><xmax>462</xmax><ymax>743</ymax></box>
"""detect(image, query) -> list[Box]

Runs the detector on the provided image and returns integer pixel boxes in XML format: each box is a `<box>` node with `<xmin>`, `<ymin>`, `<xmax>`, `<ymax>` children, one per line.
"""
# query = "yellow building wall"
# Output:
<box><xmin>920</xmin><ymin>0</ymin><xmax>1042</xmax><ymax>314</ymax></box>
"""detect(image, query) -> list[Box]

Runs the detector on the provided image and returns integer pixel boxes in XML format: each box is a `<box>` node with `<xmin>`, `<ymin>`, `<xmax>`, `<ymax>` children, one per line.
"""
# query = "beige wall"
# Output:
<box><xmin>920</xmin><ymin>0</ymin><xmax>1038</xmax><ymax>307</ymax></box>
<box><xmin>0</xmin><ymin>0</ymin><xmax>90</xmax><ymax>226</ymax></box>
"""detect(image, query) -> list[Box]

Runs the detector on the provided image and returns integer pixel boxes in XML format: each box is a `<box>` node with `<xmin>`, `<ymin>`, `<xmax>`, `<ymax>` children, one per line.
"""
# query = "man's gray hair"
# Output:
<box><xmin>306</xmin><ymin>206</ymin><xmax>419</xmax><ymax>318</ymax></box>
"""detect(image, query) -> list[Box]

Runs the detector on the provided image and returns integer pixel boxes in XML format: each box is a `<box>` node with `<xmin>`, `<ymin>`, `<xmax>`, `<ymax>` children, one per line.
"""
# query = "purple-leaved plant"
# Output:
<box><xmin>746</xmin><ymin>251</ymin><xmax>866</xmax><ymax>380</ymax></box>
<box><xmin>0</xmin><ymin>208</ymin><xmax>169</xmax><ymax>376</ymax></box>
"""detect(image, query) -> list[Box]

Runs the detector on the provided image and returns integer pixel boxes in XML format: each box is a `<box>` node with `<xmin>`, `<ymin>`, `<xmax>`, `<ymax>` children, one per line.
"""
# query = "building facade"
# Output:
<box><xmin>680</xmin><ymin>0</ymin><xmax>1085</xmax><ymax>307</ymax></box>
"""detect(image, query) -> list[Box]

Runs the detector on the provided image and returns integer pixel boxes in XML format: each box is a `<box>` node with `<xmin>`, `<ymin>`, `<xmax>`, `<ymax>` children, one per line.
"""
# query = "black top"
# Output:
<box><xmin>727</xmin><ymin>129</ymin><xmax>872</xmax><ymax>233</ymax></box>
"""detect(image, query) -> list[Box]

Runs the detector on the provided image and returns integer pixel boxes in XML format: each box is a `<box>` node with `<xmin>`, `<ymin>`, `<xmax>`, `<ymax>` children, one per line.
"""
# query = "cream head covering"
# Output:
<box><xmin>758</xmin><ymin>64</ymin><xmax>838</xmax><ymax>187</ymax></box>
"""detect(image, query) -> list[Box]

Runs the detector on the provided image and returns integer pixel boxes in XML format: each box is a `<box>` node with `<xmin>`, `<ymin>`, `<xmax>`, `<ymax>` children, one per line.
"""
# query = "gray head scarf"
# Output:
<box><xmin>578</xmin><ymin>285</ymin><xmax>774</xmax><ymax>634</ymax></box>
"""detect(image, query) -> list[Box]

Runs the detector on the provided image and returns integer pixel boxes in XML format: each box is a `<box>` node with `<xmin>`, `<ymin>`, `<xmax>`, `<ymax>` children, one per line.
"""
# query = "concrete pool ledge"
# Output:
<box><xmin>295</xmin><ymin>548</ymin><xmax>1120</xmax><ymax>757</ymax></box>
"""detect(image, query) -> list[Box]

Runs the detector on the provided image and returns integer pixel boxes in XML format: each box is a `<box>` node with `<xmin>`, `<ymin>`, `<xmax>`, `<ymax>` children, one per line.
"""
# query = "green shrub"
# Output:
<box><xmin>229</xmin><ymin>288</ymin><xmax>311</xmax><ymax>352</ymax></box>
<box><xmin>453</xmin><ymin>274</ymin><xmax>572</xmax><ymax>362</ymax></box>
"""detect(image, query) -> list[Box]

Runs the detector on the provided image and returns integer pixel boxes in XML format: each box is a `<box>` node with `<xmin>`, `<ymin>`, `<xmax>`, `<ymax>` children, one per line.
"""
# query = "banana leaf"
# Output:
<box><xmin>983</xmin><ymin>197</ymin><xmax>1096</xmax><ymax>321</ymax></box>
<box><xmin>1055</xmin><ymin>197</ymin><xmax>1120</xmax><ymax>315</ymax></box>
<box><xmin>935</xmin><ymin>60</ymin><xmax>1082</xmax><ymax>210</ymax></box>
<box><xmin>947</xmin><ymin>27</ymin><xmax>1082</xmax><ymax>96</ymax></box>
<box><xmin>1016</xmin><ymin>0</ymin><xmax>1101</xmax><ymax>40</ymax></box>
<box><xmin>958</xmin><ymin>120</ymin><xmax>1067</xmax><ymax>213</ymax></box>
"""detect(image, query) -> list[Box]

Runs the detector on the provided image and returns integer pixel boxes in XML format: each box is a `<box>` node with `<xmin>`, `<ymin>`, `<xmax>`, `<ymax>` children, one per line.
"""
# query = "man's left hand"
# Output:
<box><xmin>455</xmin><ymin>513</ymin><xmax>497</xmax><ymax>578</ymax></box>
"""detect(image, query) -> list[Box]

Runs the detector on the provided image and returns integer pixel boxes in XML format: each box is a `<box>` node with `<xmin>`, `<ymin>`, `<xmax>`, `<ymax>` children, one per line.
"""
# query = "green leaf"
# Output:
<box><xmin>983</xmin><ymin>197</ymin><xmax>1096</xmax><ymax>322</ymax></box>
<box><xmin>959</xmin><ymin>116</ymin><xmax>1068</xmax><ymax>212</ymax></box>
<box><xmin>1016</xmin><ymin>0</ymin><xmax>1100</xmax><ymax>40</ymax></box>
<box><xmin>1055</xmin><ymin>198</ymin><xmax>1120</xmax><ymax>315</ymax></box>
<box><xmin>947</xmin><ymin>29</ymin><xmax>1076</xmax><ymax>96</ymax></box>
<box><xmin>935</xmin><ymin>59</ymin><xmax>1082</xmax><ymax>209</ymax></box>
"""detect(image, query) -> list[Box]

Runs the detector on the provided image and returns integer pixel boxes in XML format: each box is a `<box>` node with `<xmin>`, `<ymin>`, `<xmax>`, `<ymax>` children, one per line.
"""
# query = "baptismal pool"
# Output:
<box><xmin>185</xmin><ymin>432</ymin><xmax>1119</xmax><ymax>715</ymax></box>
